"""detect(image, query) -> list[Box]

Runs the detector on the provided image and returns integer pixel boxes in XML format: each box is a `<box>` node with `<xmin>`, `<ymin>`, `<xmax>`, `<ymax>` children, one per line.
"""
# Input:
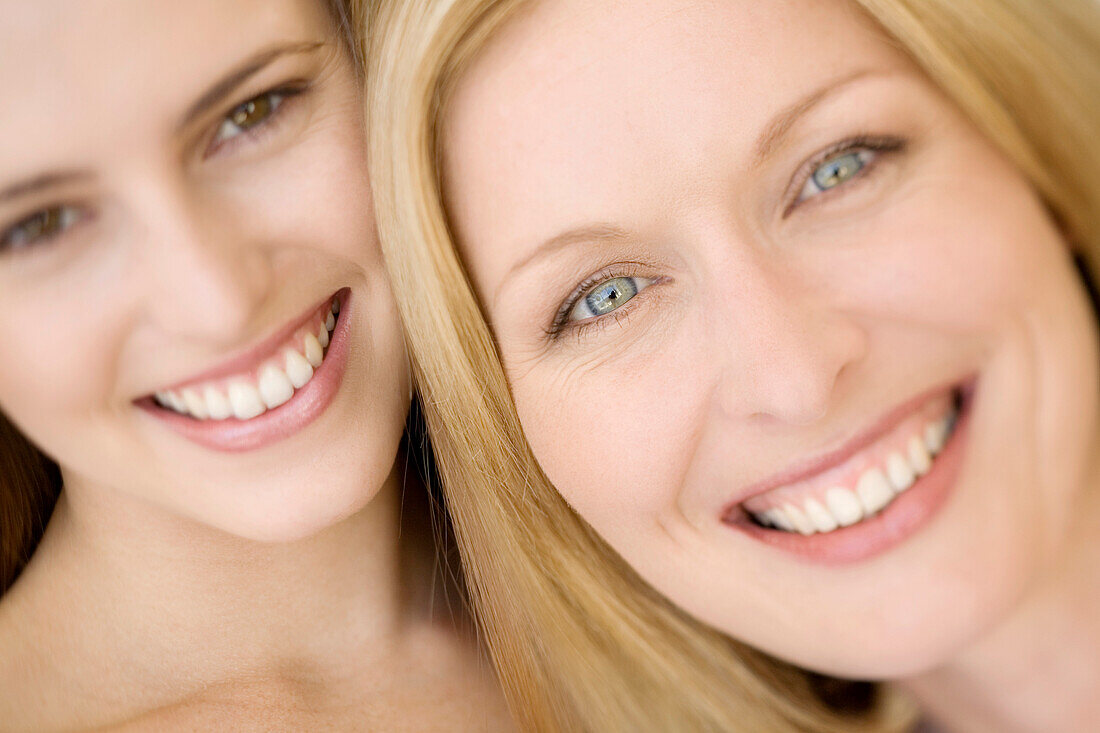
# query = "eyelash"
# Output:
<box><xmin>546</xmin><ymin>264</ymin><xmax>663</xmax><ymax>340</ymax></box>
<box><xmin>203</xmin><ymin>82</ymin><xmax>311</xmax><ymax>158</ymax></box>
<box><xmin>0</xmin><ymin>204</ymin><xmax>90</xmax><ymax>255</ymax></box>
<box><xmin>781</xmin><ymin>133</ymin><xmax>906</xmax><ymax>218</ymax></box>
<box><xmin>0</xmin><ymin>83</ymin><xmax>312</xmax><ymax>256</ymax></box>
<box><xmin>545</xmin><ymin>134</ymin><xmax>908</xmax><ymax>342</ymax></box>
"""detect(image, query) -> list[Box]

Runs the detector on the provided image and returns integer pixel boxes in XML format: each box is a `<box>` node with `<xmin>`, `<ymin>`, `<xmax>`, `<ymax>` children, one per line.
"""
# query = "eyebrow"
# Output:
<box><xmin>753</xmin><ymin>68</ymin><xmax>879</xmax><ymax>163</ymax></box>
<box><xmin>179</xmin><ymin>40</ymin><xmax>325</xmax><ymax>130</ymax></box>
<box><xmin>0</xmin><ymin>41</ymin><xmax>327</xmax><ymax>208</ymax></box>
<box><xmin>0</xmin><ymin>170</ymin><xmax>94</xmax><ymax>205</ymax></box>
<box><xmin>496</xmin><ymin>69</ymin><xmax>885</xmax><ymax>298</ymax></box>
<box><xmin>493</xmin><ymin>224</ymin><xmax>630</xmax><ymax>305</ymax></box>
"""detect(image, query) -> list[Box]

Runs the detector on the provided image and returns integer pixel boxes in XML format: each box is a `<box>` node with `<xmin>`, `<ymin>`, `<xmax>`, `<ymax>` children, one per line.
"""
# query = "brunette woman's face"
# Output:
<box><xmin>0</xmin><ymin>0</ymin><xmax>409</xmax><ymax>542</ymax></box>
<box><xmin>441</xmin><ymin>0</ymin><xmax>1100</xmax><ymax>677</ymax></box>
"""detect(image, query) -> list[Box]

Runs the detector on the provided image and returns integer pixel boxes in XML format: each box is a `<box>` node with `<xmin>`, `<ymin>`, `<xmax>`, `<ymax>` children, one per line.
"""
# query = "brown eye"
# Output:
<box><xmin>210</xmin><ymin>90</ymin><xmax>287</xmax><ymax>148</ymax></box>
<box><xmin>230</xmin><ymin>96</ymin><xmax>274</xmax><ymax>130</ymax></box>
<box><xmin>1</xmin><ymin>205</ymin><xmax>82</xmax><ymax>252</ymax></box>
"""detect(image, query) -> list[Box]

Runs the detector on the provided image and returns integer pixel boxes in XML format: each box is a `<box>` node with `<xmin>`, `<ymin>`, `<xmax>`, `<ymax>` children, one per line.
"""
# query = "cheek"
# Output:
<box><xmin>0</xmin><ymin>289</ymin><xmax>131</xmax><ymax>452</ymax></box>
<box><xmin>236</xmin><ymin>93</ymin><xmax>377</xmax><ymax>268</ymax></box>
<box><xmin>921</xmin><ymin>148</ymin><xmax>1079</xmax><ymax>335</ymax></box>
<box><xmin>817</xmin><ymin>182</ymin><xmax>1048</xmax><ymax>338</ymax></box>
<box><xmin>508</xmin><ymin>332</ymin><xmax>711</xmax><ymax>534</ymax></box>
<box><xmin>304</xmin><ymin>127</ymin><xmax>378</xmax><ymax>262</ymax></box>
<box><xmin>1014</xmin><ymin>247</ymin><xmax>1100</xmax><ymax>542</ymax></box>
<box><xmin>843</xmin><ymin>159</ymin><xmax>1099</xmax><ymax>564</ymax></box>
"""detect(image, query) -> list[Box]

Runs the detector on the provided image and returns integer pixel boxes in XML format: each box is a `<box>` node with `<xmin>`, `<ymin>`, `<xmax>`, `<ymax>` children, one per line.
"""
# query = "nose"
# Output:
<box><xmin>710</xmin><ymin>259</ymin><xmax>867</xmax><ymax>426</ymax></box>
<box><xmin>134</xmin><ymin>186</ymin><xmax>272</xmax><ymax>343</ymax></box>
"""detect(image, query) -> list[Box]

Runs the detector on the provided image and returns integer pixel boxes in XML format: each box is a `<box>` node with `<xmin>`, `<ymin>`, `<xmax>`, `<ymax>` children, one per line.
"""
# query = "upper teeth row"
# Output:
<box><xmin>751</xmin><ymin>406</ymin><xmax>957</xmax><ymax>536</ymax></box>
<box><xmin>154</xmin><ymin>298</ymin><xmax>339</xmax><ymax>421</ymax></box>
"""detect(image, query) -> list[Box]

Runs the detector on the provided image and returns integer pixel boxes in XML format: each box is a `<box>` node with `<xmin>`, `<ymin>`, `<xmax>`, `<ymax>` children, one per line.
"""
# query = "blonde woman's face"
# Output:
<box><xmin>441</xmin><ymin>0</ymin><xmax>1100</xmax><ymax>677</ymax></box>
<box><xmin>0</xmin><ymin>0</ymin><xmax>409</xmax><ymax>542</ymax></box>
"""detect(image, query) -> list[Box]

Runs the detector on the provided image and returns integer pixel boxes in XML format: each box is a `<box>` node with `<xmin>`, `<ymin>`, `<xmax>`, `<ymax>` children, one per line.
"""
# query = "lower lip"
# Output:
<box><xmin>725</xmin><ymin>384</ymin><xmax>974</xmax><ymax>564</ymax></box>
<box><xmin>139</xmin><ymin>291</ymin><xmax>352</xmax><ymax>453</ymax></box>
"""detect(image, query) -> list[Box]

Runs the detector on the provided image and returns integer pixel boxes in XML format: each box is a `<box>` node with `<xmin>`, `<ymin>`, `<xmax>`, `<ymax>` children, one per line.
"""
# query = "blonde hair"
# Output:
<box><xmin>359</xmin><ymin>0</ymin><xmax>1100</xmax><ymax>730</ymax></box>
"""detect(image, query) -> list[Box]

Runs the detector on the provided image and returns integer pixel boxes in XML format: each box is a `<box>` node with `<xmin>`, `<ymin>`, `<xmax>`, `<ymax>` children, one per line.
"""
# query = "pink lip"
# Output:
<box><xmin>137</xmin><ymin>289</ymin><xmax>352</xmax><ymax>452</ymax></box>
<box><xmin>723</xmin><ymin>376</ymin><xmax>978</xmax><ymax>564</ymax></box>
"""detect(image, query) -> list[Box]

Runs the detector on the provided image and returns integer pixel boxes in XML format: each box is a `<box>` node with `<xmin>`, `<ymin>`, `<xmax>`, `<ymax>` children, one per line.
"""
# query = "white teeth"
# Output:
<box><xmin>757</xmin><ymin>508</ymin><xmax>785</xmax><ymax>531</ymax></box>
<box><xmin>856</xmin><ymin>468</ymin><xmax>895</xmax><ymax>516</ymax></box>
<box><xmin>258</xmin><ymin>365</ymin><xmax>294</xmax><ymax>410</ymax></box>
<box><xmin>824</xmin><ymin>486</ymin><xmax>863</xmax><ymax>527</ymax></box>
<box><xmin>156</xmin><ymin>356</ymin><xmax>316</xmax><ymax>423</ymax></box>
<box><xmin>908</xmin><ymin>435</ymin><xmax>932</xmax><ymax>475</ymax></box>
<box><xmin>161</xmin><ymin>390</ymin><xmax>187</xmax><ymax>414</ymax></box>
<box><xmin>151</xmin><ymin>300</ymin><xmax>338</xmax><ymax>423</ymax></box>
<box><xmin>752</xmin><ymin>403</ymin><xmax>961</xmax><ymax>535</ymax></box>
<box><xmin>163</xmin><ymin>391</ymin><xmax>183</xmax><ymax>413</ymax></box>
<box><xmin>783</xmin><ymin>503</ymin><xmax>816</xmax><ymax>536</ymax></box>
<box><xmin>886</xmin><ymin>451</ymin><xmax>916</xmax><ymax>492</ymax></box>
<box><xmin>181</xmin><ymin>389</ymin><xmax>209</xmax><ymax>420</ymax></box>
<box><xmin>768</xmin><ymin>508</ymin><xmax>794</xmax><ymax>532</ymax></box>
<box><xmin>203</xmin><ymin>386</ymin><xmax>232</xmax><ymax>420</ymax></box>
<box><xmin>228</xmin><ymin>381</ymin><xmax>266</xmax><ymax>420</ymax></box>
<box><xmin>304</xmin><ymin>332</ymin><xmax>324</xmax><ymax>367</ymax></box>
<box><xmin>924</xmin><ymin>418</ymin><xmax>948</xmax><ymax>455</ymax></box>
<box><xmin>284</xmin><ymin>349</ymin><xmax>315</xmax><ymax>389</ymax></box>
<box><xmin>804</xmin><ymin>498</ymin><xmax>838</xmax><ymax>533</ymax></box>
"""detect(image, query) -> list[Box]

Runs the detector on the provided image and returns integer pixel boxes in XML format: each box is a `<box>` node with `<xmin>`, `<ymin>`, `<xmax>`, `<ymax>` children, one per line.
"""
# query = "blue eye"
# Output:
<box><xmin>210</xmin><ymin>91</ymin><xmax>289</xmax><ymax>148</ymax></box>
<box><xmin>568</xmin><ymin>276</ymin><xmax>653</xmax><ymax>322</ymax></box>
<box><xmin>1</xmin><ymin>205</ymin><xmax>83</xmax><ymax>252</ymax></box>
<box><xmin>797</xmin><ymin>148</ymin><xmax>876</xmax><ymax>202</ymax></box>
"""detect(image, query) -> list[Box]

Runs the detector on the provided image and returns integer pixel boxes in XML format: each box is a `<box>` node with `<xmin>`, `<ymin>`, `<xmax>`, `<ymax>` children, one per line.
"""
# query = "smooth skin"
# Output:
<box><xmin>440</xmin><ymin>0</ymin><xmax>1100</xmax><ymax>729</ymax></box>
<box><xmin>0</xmin><ymin>1</ymin><xmax>510</xmax><ymax>729</ymax></box>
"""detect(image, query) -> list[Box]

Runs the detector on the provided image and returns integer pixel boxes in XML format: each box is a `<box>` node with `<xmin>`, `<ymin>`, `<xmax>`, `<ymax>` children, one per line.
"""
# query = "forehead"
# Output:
<box><xmin>0</xmin><ymin>0</ymin><xmax>331</xmax><ymax>176</ymax></box>
<box><xmin>442</xmin><ymin>0</ymin><xmax>912</xmax><ymax>258</ymax></box>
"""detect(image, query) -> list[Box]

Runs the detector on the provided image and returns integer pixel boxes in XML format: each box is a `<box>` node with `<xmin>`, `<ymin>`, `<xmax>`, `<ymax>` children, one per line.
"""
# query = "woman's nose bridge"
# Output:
<box><xmin>708</xmin><ymin>255</ymin><xmax>867</xmax><ymax>424</ymax></box>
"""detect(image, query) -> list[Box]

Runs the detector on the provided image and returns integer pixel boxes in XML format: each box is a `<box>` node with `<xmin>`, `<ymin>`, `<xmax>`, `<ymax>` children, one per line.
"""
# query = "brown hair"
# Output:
<box><xmin>0</xmin><ymin>0</ymin><xmax>359</xmax><ymax>599</ymax></box>
<box><xmin>0</xmin><ymin>415</ymin><xmax>59</xmax><ymax>594</ymax></box>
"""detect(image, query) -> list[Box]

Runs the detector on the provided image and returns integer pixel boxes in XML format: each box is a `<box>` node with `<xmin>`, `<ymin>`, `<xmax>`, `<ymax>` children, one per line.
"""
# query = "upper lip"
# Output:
<box><xmin>143</xmin><ymin>291</ymin><xmax>339</xmax><ymax>396</ymax></box>
<box><xmin>722</xmin><ymin>378</ymin><xmax>967</xmax><ymax>514</ymax></box>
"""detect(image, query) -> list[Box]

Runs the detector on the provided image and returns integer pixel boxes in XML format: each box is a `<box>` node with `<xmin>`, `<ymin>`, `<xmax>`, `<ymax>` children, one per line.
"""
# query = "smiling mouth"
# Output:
<box><xmin>138</xmin><ymin>289</ymin><xmax>353</xmax><ymax>453</ymax></box>
<box><xmin>726</xmin><ymin>381</ymin><xmax>971</xmax><ymax>538</ymax></box>
<box><xmin>151</xmin><ymin>295</ymin><xmax>342</xmax><ymax>422</ymax></box>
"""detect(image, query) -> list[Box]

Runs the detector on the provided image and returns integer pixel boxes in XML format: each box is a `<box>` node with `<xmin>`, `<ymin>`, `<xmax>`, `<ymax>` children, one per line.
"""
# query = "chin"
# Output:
<box><xmin>187</xmin><ymin>473</ymin><xmax>388</xmax><ymax>544</ymax></box>
<box><xmin>811</xmin><ymin>621</ymin><xmax>996</xmax><ymax>680</ymax></box>
<box><xmin>798</xmin><ymin>547</ymin><xmax>1044</xmax><ymax>681</ymax></box>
